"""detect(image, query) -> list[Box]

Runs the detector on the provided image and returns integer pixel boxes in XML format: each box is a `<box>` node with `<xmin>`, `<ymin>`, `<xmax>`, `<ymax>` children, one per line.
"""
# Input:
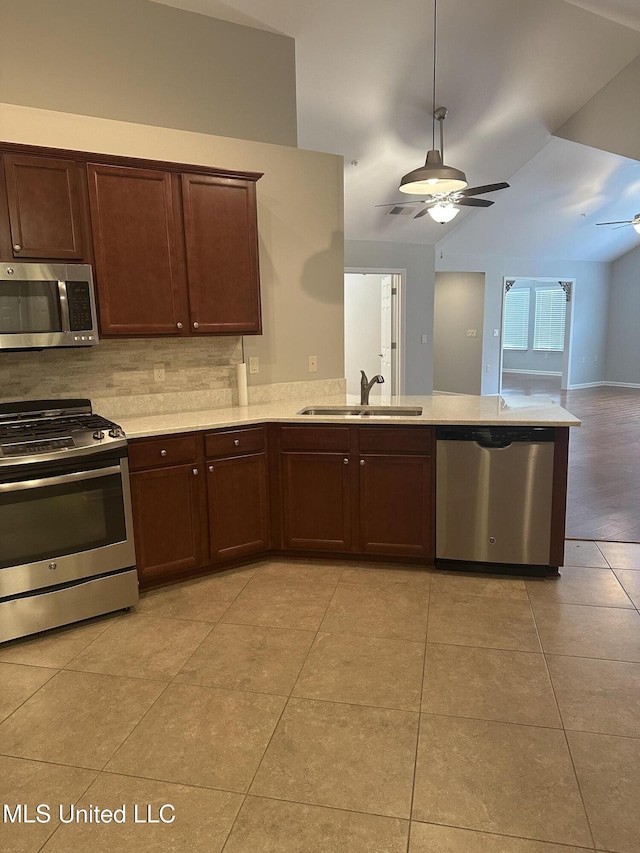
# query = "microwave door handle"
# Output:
<box><xmin>0</xmin><ymin>465</ymin><xmax>122</xmax><ymax>493</ymax></box>
<box><xmin>58</xmin><ymin>280</ymin><xmax>70</xmax><ymax>332</ymax></box>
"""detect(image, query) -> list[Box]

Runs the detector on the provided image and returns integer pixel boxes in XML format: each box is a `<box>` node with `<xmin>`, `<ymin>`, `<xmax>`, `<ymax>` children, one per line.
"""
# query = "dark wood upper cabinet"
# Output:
<box><xmin>2</xmin><ymin>154</ymin><xmax>86</xmax><ymax>260</ymax></box>
<box><xmin>182</xmin><ymin>174</ymin><xmax>261</xmax><ymax>335</ymax></box>
<box><xmin>87</xmin><ymin>163</ymin><xmax>187</xmax><ymax>336</ymax></box>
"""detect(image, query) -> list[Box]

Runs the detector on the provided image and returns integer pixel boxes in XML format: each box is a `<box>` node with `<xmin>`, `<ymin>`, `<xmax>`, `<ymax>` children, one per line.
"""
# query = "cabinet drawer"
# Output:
<box><xmin>205</xmin><ymin>426</ymin><xmax>265</xmax><ymax>458</ymax></box>
<box><xmin>358</xmin><ymin>426</ymin><xmax>433</xmax><ymax>455</ymax></box>
<box><xmin>280</xmin><ymin>425</ymin><xmax>350</xmax><ymax>452</ymax></box>
<box><xmin>129</xmin><ymin>434</ymin><xmax>199</xmax><ymax>470</ymax></box>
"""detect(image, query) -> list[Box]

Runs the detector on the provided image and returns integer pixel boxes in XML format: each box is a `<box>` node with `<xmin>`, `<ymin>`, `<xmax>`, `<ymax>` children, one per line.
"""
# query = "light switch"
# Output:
<box><xmin>308</xmin><ymin>355</ymin><xmax>318</xmax><ymax>373</ymax></box>
<box><xmin>466</xmin><ymin>329</ymin><xmax>477</xmax><ymax>338</ymax></box>
<box><xmin>249</xmin><ymin>357</ymin><xmax>259</xmax><ymax>374</ymax></box>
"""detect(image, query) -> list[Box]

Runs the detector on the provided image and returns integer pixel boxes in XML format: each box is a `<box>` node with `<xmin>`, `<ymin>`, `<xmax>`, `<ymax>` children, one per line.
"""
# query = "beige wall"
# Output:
<box><xmin>433</xmin><ymin>272</ymin><xmax>485</xmax><ymax>395</ymax></box>
<box><xmin>555</xmin><ymin>54</ymin><xmax>640</xmax><ymax>161</ymax></box>
<box><xmin>0</xmin><ymin>0</ymin><xmax>297</xmax><ymax>147</ymax></box>
<box><xmin>0</xmin><ymin>103</ymin><xmax>345</xmax><ymax>388</ymax></box>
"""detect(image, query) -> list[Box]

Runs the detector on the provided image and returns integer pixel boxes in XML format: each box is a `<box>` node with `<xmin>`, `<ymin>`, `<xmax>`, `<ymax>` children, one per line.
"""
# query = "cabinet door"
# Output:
<box><xmin>281</xmin><ymin>452</ymin><xmax>351</xmax><ymax>551</ymax></box>
<box><xmin>358</xmin><ymin>454</ymin><xmax>433</xmax><ymax>558</ymax></box>
<box><xmin>3</xmin><ymin>154</ymin><xmax>85</xmax><ymax>259</ymax></box>
<box><xmin>87</xmin><ymin>164</ymin><xmax>188</xmax><ymax>335</ymax></box>
<box><xmin>131</xmin><ymin>463</ymin><xmax>203</xmax><ymax>585</ymax></box>
<box><xmin>207</xmin><ymin>453</ymin><xmax>270</xmax><ymax>561</ymax></box>
<box><xmin>182</xmin><ymin>173</ymin><xmax>261</xmax><ymax>334</ymax></box>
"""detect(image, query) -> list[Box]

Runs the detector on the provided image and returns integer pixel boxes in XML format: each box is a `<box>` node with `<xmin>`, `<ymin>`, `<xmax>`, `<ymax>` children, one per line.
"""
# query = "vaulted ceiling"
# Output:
<box><xmin>154</xmin><ymin>0</ymin><xmax>640</xmax><ymax>262</ymax></box>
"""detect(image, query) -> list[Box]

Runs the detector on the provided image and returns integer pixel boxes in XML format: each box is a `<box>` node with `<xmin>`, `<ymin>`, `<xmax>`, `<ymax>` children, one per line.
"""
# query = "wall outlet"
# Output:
<box><xmin>421</xmin><ymin>334</ymin><xmax>428</xmax><ymax>344</ymax></box>
<box><xmin>467</xmin><ymin>329</ymin><xmax>477</xmax><ymax>338</ymax></box>
<box><xmin>486</xmin><ymin>364</ymin><xmax>491</xmax><ymax>372</ymax></box>
<box><xmin>308</xmin><ymin>355</ymin><xmax>318</xmax><ymax>373</ymax></box>
<box><xmin>249</xmin><ymin>356</ymin><xmax>259</xmax><ymax>374</ymax></box>
<box><xmin>493</xmin><ymin>329</ymin><xmax>499</xmax><ymax>337</ymax></box>
<box><xmin>153</xmin><ymin>363</ymin><xmax>165</xmax><ymax>383</ymax></box>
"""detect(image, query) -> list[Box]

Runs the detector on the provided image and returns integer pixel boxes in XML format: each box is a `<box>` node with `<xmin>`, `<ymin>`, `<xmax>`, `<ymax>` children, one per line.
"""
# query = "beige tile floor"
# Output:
<box><xmin>1</xmin><ymin>542</ymin><xmax>640</xmax><ymax>852</ymax></box>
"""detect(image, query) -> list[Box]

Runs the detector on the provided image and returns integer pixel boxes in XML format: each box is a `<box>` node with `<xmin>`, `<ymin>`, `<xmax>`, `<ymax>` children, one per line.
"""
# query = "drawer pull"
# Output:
<box><xmin>13</xmin><ymin>244</ymin><xmax>21</xmax><ymax>252</ymax></box>
<box><xmin>208</xmin><ymin>465</ymin><xmax>214</xmax><ymax>472</ymax></box>
<box><xmin>193</xmin><ymin>467</ymin><xmax>199</xmax><ymax>475</ymax></box>
<box><xmin>343</xmin><ymin>457</ymin><xmax>349</xmax><ymax>465</ymax></box>
<box><xmin>176</xmin><ymin>322</ymin><xmax>183</xmax><ymax>330</ymax></box>
<box><xmin>193</xmin><ymin>321</ymin><xmax>199</xmax><ymax>329</ymax></box>
<box><xmin>233</xmin><ymin>439</ymin><xmax>240</xmax><ymax>446</ymax></box>
<box><xmin>160</xmin><ymin>449</ymin><xmax>167</xmax><ymax>457</ymax></box>
<box><xmin>360</xmin><ymin>459</ymin><xmax>365</xmax><ymax>466</ymax></box>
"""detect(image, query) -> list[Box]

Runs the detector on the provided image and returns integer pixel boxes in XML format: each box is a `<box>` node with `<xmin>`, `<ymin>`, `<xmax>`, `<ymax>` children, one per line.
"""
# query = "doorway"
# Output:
<box><xmin>343</xmin><ymin>270</ymin><xmax>404</xmax><ymax>399</ymax></box>
<box><xmin>499</xmin><ymin>277</ymin><xmax>574</xmax><ymax>393</ymax></box>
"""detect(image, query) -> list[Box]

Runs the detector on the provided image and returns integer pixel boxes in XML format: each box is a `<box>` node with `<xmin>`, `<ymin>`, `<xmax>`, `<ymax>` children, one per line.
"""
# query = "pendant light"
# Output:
<box><xmin>399</xmin><ymin>0</ymin><xmax>468</xmax><ymax>195</ymax></box>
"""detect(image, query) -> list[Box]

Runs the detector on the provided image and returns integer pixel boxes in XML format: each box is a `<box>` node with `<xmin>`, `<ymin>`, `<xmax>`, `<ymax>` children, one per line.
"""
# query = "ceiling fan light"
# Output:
<box><xmin>427</xmin><ymin>202</ymin><xmax>460</xmax><ymax>224</ymax></box>
<box><xmin>399</xmin><ymin>149</ymin><xmax>468</xmax><ymax>194</ymax></box>
<box><xmin>633</xmin><ymin>220</ymin><xmax>640</xmax><ymax>234</ymax></box>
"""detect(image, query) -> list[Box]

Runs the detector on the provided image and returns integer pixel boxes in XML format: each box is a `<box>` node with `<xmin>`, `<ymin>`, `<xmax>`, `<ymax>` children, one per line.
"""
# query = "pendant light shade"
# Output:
<box><xmin>399</xmin><ymin>149</ymin><xmax>468</xmax><ymax>194</ymax></box>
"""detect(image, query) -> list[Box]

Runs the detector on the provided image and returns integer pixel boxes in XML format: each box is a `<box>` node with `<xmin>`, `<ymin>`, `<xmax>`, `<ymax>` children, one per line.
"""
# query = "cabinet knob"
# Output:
<box><xmin>176</xmin><ymin>322</ymin><xmax>183</xmax><ymax>330</ymax></box>
<box><xmin>193</xmin><ymin>467</ymin><xmax>199</xmax><ymax>475</ymax></box>
<box><xmin>343</xmin><ymin>457</ymin><xmax>349</xmax><ymax>465</ymax></box>
<box><xmin>160</xmin><ymin>449</ymin><xmax>167</xmax><ymax>457</ymax></box>
<box><xmin>360</xmin><ymin>459</ymin><xmax>365</xmax><ymax>466</ymax></box>
<box><xmin>208</xmin><ymin>465</ymin><xmax>214</xmax><ymax>472</ymax></box>
<box><xmin>13</xmin><ymin>244</ymin><xmax>21</xmax><ymax>252</ymax></box>
<box><xmin>233</xmin><ymin>439</ymin><xmax>240</xmax><ymax>446</ymax></box>
<box><xmin>193</xmin><ymin>321</ymin><xmax>199</xmax><ymax>329</ymax></box>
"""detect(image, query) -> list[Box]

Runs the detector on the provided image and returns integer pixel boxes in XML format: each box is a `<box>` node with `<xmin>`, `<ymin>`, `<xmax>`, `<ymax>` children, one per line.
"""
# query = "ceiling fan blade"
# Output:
<box><xmin>595</xmin><ymin>220</ymin><xmax>631</xmax><ymax>226</ymax></box>
<box><xmin>457</xmin><ymin>197</ymin><xmax>494</xmax><ymax>207</ymax></box>
<box><xmin>459</xmin><ymin>182</ymin><xmax>510</xmax><ymax>197</ymax></box>
<box><xmin>613</xmin><ymin>223</ymin><xmax>632</xmax><ymax>230</ymax></box>
<box><xmin>375</xmin><ymin>199</ymin><xmax>429</xmax><ymax>208</ymax></box>
<box><xmin>388</xmin><ymin>206</ymin><xmax>415</xmax><ymax>216</ymax></box>
<box><xmin>413</xmin><ymin>207</ymin><xmax>435</xmax><ymax>218</ymax></box>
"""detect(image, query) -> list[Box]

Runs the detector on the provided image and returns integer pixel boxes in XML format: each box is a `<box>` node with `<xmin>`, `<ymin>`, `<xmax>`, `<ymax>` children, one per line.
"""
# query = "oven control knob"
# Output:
<box><xmin>93</xmin><ymin>430</ymin><xmax>105</xmax><ymax>440</ymax></box>
<box><xmin>108</xmin><ymin>427</ymin><xmax>121</xmax><ymax>438</ymax></box>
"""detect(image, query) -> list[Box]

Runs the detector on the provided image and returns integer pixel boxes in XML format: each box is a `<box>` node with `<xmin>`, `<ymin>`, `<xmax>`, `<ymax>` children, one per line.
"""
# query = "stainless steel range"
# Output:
<box><xmin>0</xmin><ymin>398</ymin><xmax>138</xmax><ymax>643</ymax></box>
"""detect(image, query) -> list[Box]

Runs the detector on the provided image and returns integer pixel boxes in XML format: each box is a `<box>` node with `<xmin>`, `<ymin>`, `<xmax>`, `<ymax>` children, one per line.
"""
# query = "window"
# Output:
<box><xmin>533</xmin><ymin>288</ymin><xmax>566</xmax><ymax>351</ymax></box>
<box><xmin>503</xmin><ymin>287</ymin><xmax>529</xmax><ymax>350</ymax></box>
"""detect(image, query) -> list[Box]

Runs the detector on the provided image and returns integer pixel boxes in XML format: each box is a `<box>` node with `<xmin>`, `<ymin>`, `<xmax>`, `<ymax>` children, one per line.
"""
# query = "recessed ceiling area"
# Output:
<box><xmin>152</xmin><ymin>0</ymin><xmax>640</xmax><ymax>261</ymax></box>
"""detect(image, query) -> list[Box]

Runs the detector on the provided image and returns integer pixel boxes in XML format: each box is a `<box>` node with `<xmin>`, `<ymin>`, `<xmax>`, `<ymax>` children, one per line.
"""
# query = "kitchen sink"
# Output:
<box><xmin>297</xmin><ymin>405</ymin><xmax>423</xmax><ymax>417</ymax></box>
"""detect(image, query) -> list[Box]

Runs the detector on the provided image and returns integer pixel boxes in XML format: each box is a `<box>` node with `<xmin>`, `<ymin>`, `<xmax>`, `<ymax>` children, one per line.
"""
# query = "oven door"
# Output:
<box><xmin>0</xmin><ymin>451</ymin><xmax>136</xmax><ymax>599</ymax></box>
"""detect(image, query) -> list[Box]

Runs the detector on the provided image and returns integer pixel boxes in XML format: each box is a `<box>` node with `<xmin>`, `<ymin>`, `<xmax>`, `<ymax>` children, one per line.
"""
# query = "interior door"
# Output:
<box><xmin>380</xmin><ymin>275</ymin><xmax>393</xmax><ymax>393</ymax></box>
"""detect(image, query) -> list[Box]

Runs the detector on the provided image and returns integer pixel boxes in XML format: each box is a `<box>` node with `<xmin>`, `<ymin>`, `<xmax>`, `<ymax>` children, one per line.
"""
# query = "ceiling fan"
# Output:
<box><xmin>595</xmin><ymin>213</ymin><xmax>640</xmax><ymax>234</ymax></box>
<box><xmin>377</xmin><ymin>0</ymin><xmax>509</xmax><ymax>224</ymax></box>
<box><xmin>376</xmin><ymin>108</ymin><xmax>510</xmax><ymax>223</ymax></box>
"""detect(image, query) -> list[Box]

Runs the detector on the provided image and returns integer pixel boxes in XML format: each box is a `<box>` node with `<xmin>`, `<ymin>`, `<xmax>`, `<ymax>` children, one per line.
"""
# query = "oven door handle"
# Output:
<box><xmin>0</xmin><ymin>465</ymin><xmax>122</xmax><ymax>493</ymax></box>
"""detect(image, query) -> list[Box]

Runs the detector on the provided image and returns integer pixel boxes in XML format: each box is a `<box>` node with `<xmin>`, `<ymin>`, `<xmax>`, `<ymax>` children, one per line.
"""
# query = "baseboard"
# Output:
<box><xmin>502</xmin><ymin>369</ymin><xmax>562</xmax><ymax>377</ymax></box>
<box><xmin>566</xmin><ymin>381</ymin><xmax>608</xmax><ymax>389</ymax></box>
<box><xmin>603</xmin><ymin>381</ymin><xmax>640</xmax><ymax>389</ymax></box>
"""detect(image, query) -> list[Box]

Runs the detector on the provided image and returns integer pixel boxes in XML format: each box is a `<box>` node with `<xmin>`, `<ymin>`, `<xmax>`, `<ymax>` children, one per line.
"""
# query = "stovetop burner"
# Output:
<box><xmin>0</xmin><ymin>398</ymin><xmax>126</xmax><ymax>465</ymax></box>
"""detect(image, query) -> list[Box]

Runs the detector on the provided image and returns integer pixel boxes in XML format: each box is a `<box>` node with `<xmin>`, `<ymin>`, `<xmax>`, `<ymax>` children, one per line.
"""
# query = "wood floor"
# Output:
<box><xmin>501</xmin><ymin>373</ymin><xmax>640</xmax><ymax>543</ymax></box>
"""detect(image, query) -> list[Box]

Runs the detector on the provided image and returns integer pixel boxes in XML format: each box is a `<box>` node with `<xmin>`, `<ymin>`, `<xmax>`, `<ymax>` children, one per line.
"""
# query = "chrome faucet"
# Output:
<box><xmin>360</xmin><ymin>370</ymin><xmax>385</xmax><ymax>405</ymax></box>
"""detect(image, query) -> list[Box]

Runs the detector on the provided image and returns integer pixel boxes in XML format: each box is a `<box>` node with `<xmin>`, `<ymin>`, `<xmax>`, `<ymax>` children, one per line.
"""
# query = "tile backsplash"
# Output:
<box><xmin>0</xmin><ymin>336</ymin><xmax>242</xmax><ymax>407</ymax></box>
<box><xmin>0</xmin><ymin>337</ymin><xmax>346</xmax><ymax>419</ymax></box>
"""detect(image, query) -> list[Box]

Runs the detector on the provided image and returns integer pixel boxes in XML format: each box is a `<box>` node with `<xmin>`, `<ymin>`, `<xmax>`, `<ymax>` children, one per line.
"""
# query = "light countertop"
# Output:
<box><xmin>117</xmin><ymin>394</ymin><xmax>581</xmax><ymax>439</ymax></box>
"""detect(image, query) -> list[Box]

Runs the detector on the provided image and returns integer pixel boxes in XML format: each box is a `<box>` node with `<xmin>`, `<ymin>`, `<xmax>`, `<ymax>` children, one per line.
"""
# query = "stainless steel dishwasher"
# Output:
<box><xmin>436</xmin><ymin>426</ymin><xmax>556</xmax><ymax>575</ymax></box>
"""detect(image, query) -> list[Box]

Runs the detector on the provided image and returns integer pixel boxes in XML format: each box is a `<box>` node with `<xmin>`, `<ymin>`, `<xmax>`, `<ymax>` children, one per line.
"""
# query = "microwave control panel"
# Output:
<box><xmin>66</xmin><ymin>281</ymin><xmax>93</xmax><ymax>331</ymax></box>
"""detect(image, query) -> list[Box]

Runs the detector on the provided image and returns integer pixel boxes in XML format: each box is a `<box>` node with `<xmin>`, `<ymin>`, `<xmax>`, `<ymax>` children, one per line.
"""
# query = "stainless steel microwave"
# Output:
<box><xmin>0</xmin><ymin>262</ymin><xmax>99</xmax><ymax>350</ymax></box>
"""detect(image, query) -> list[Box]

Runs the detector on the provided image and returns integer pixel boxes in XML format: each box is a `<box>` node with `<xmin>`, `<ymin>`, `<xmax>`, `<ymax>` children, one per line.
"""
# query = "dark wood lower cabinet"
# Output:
<box><xmin>281</xmin><ymin>452</ymin><xmax>352</xmax><ymax>551</ymax></box>
<box><xmin>358</xmin><ymin>453</ymin><xmax>433</xmax><ymax>558</ymax></box>
<box><xmin>207</xmin><ymin>452</ymin><xmax>270</xmax><ymax>561</ymax></box>
<box><xmin>130</xmin><ymin>462</ymin><xmax>204</xmax><ymax>585</ymax></box>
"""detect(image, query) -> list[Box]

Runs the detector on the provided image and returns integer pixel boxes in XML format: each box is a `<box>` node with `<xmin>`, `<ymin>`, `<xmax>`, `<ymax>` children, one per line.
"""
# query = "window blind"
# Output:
<box><xmin>503</xmin><ymin>288</ymin><xmax>529</xmax><ymax>350</ymax></box>
<box><xmin>534</xmin><ymin>288</ymin><xmax>566</xmax><ymax>351</ymax></box>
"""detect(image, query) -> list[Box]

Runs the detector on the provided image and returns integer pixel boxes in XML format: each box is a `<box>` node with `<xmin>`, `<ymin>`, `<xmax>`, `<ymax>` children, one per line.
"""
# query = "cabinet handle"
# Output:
<box><xmin>160</xmin><ymin>449</ymin><xmax>167</xmax><ymax>457</ymax></box>
<box><xmin>343</xmin><ymin>457</ymin><xmax>349</xmax><ymax>465</ymax></box>
<box><xmin>13</xmin><ymin>244</ymin><xmax>21</xmax><ymax>252</ymax></box>
<box><xmin>176</xmin><ymin>322</ymin><xmax>183</xmax><ymax>330</ymax></box>
<box><xmin>360</xmin><ymin>459</ymin><xmax>365</xmax><ymax>466</ymax></box>
<box><xmin>208</xmin><ymin>465</ymin><xmax>214</xmax><ymax>472</ymax></box>
<box><xmin>233</xmin><ymin>439</ymin><xmax>240</xmax><ymax>446</ymax></box>
<box><xmin>193</xmin><ymin>467</ymin><xmax>199</xmax><ymax>475</ymax></box>
<box><xmin>193</xmin><ymin>321</ymin><xmax>199</xmax><ymax>329</ymax></box>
